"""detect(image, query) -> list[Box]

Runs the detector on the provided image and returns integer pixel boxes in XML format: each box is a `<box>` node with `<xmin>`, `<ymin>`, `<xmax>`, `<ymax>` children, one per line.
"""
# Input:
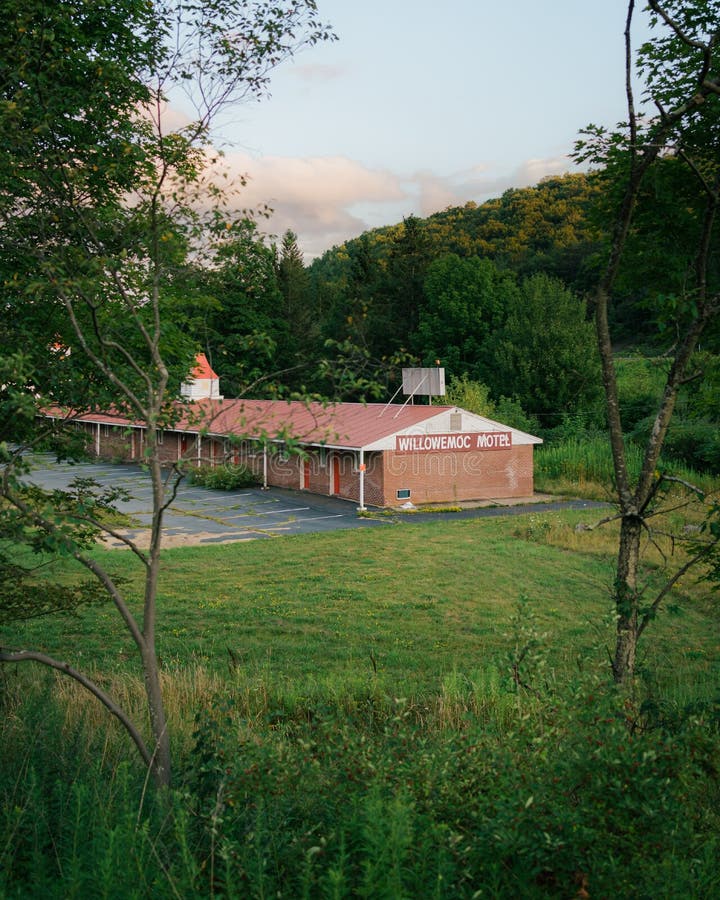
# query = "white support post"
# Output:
<box><xmin>358</xmin><ymin>449</ymin><xmax>366</xmax><ymax>511</ymax></box>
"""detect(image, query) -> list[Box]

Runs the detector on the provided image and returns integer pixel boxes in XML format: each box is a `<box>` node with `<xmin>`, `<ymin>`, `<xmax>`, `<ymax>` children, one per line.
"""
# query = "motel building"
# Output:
<box><xmin>61</xmin><ymin>355</ymin><xmax>543</xmax><ymax>509</ymax></box>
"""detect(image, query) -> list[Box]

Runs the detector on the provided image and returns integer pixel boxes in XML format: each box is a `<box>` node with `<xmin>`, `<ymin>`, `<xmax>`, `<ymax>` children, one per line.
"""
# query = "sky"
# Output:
<box><xmin>195</xmin><ymin>1</ymin><xmax>653</xmax><ymax>260</ymax></box>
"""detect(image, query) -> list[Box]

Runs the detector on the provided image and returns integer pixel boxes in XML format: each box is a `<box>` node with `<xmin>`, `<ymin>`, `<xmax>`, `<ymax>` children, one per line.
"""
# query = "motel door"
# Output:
<box><xmin>303</xmin><ymin>458</ymin><xmax>311</xmax><ymax>489</ymax></box>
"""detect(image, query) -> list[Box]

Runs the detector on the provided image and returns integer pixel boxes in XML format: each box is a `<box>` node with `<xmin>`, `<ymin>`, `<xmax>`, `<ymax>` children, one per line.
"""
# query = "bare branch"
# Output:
<box><xmin>592</xmin><ymin>511</ymin><xmax>624</xmax><ymax>529</ymax></box>
<box><xmin>626</xmin><ymin>0</ymin><xmax>638</xmax><ymax>155</ymax></box>
<box><xmin>71</xmin><ymin>515</ymin><xmax>150</xmax><ymax>566</ymax></box>
<box><xmin>658</xmin><ymin>474</ymin><xmax>707</xmax><ymax>498</ymax></box>
<box><xmin>159</xmin><ymin>463</ymin><xmax>186</xmax><ymax>515</ymax></box>
<box><xmin>640</xmin><ymin>518</ymin><xmax>670</xmax><ymax>567</ymax></box>
<box><xmin>677</xmin><ymin>368</ymin><xmax>704</xmax><ymax>386</ymax></box>
<box><xmin>638</xmin><ymin>537</ymin><xmax>720</xmax><ymax>638</ymax></box>
<box><xmin>0</xmin><ymin>648</ymin><xmax>153</xmax><ymax>770</ymax></box>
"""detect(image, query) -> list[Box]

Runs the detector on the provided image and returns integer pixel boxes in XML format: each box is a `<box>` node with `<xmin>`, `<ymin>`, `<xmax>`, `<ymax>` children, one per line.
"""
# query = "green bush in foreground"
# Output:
<box><xmin>187</xmin><ymin>463</ymin><xmax>258</xmax><ymax>491</ymax></box>
<box><xmin>2</xmin><ymin>673</ymin><xmax>718</xmax><ymax>899</ymax></box>
<box><xmin>186</xmin><ymin>685</ymin><xmax>720</xmax><ymax>899</ymax></box>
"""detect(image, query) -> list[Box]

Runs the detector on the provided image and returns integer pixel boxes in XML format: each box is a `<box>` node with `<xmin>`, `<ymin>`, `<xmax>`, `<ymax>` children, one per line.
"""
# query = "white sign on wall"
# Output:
<box><xmin>395</xmin><ymin>432</ymin><xmax>512</xmax><ymax>453</ymax></box>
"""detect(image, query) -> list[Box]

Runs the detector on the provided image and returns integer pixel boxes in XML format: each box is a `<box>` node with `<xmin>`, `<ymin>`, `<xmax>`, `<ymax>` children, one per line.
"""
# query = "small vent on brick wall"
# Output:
<box><xmin>396</xmin><ymin>488</ymin><xmax>411</xmax><ymax>500</ymax></box>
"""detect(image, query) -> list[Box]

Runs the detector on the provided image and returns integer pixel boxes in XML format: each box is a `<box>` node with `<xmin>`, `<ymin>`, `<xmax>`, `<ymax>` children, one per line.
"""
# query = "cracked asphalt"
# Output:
<box><xmin>23</xmin><ymin>454</ymin><xmax>387</xmax><ymax>546</ymax></box>
<box><xmin>22</xmin><ymin>455</ymin><xmax>607</xmax><ymax>547</ymax></box>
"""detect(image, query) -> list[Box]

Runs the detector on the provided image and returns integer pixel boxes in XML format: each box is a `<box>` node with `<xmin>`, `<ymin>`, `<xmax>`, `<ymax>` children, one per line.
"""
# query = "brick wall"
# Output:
<box><xmin>382</xmin><ymin>445</ymin><xmax>534</xmax><ymax>505</ymax></box>
<box><xmin>362</xmin><ymin>452</ymin><xmax>385</xmax><ymax>507</ymax></box>
<box><xmin>265</xmin><ymin>452</ymin><xmax>303</xmax><ymax>489</ymax></box>
<box><xmin>86</xmin><ymin>421</ymin><xmax>535</xmax><ymax>506</ymax></box>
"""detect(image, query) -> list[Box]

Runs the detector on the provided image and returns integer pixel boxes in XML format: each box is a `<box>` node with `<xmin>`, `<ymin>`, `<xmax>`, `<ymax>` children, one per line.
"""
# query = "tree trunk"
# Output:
<box><xmin>142</xmin><ymin>642</ymin><xmax>171</xmax><ymax>787</ymax></box>
<box><xmin>612</xmin><ymin>514</ymin><xmax>643</xmax><ymax>683</ymax></box>
<box><xmin>143</xmin><ymin>440</ymin><xmax>172</xmax><ymax>788</ymax></box>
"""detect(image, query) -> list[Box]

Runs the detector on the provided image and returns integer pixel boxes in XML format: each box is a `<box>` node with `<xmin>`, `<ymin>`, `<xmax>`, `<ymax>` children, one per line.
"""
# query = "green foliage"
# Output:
<box><xmin>311</xmin><ymin>173</ymin><xmax>601</xmax><ymax>300</ymax></box>
<box><xmin>683</xmin><ymin>351</ymin><xmax>720</xmax><ymax>420</ymax></box>
<box><xmin>616</xmin><ymin>355</ymin><xmax>668</xmax><ymax>431</ymax></box>
<box><xmin>0</xmin><ymin>552</ymin><xmax>110</xmax><ymax>625</ymax></box>
<box><xmin>415</xmin><ymin>254</ymin><xmax>512</xmax><ymax>377</ymax></box>
<box><xmin>696</xmin><ymin>499</ymin><xmax>720</xmax><ymax>591</ymax></box>
<box><xmin>189</xmin><ymin>219</ymin><xmax>289</xmax><ymax>397</ymax></box>
<box><xmin>0</xmin><ymin>472</ymin><xmax>133</xmax><ymax>625</ymax></box>
<box><xmin>180</xmin><ymin>681</ymin><xmax>720</xmax><ymax>898</ymax></box>
<box><xmin>489</xmin><ymin>273</ymin><xmax>603</xmax><ymax>428</ymax></box>
<box><xmin>0</xmin><ymin>0</ymin><xmax>338</xmax><ymax>788</ymax></box>
<box><xmin>536</xmin><ymin>431</ymin><xmax>719</xmax><ymax>501</ymax></box>
<box><xmin>661</xmin><ymin>419</ymin><xmax>720</xmax><ymax>474</ymax></box>
<box><xmin>444</xmin><ymin>374</ymin><xmax>539</xmax><ymax>434</ymax></box>
<box><xmin>187</xmin><ymin>463</ymin><xmax>258</xmax><ymax>491</ymax></box>
<box><xmin>0</xmin><ymin>354</ymin><xmax>41</xmax><ymax>445</ymax></box>
<box><xmin>276</xmin><ymin>229</ymin><xmax>314</xmax><ymax>367</ymax></box>
<box><xmin>1</xmin><ymin>501</ymin><xmax>719</xmax><ymax>895</ymax></box>
<box><xmin>585</xmin><ymin>158</ymin><xmax>720</xmax><ymax>341</ymax></box>
<box><xmin>616</xmin><ymin>354</ymin><xmax>720</xmax><ymax>473</ymax></box>
<box><xmin>306</xmin><ymin>176</ymin><xmax>608</xmax><ymax>404</ymax></box>
<box><xmin>505</xmin><ymin>594</ymin><xmax>548</xmax><ymax>695</ymax></box>
<box><xmin>2</xmin><ymin>673</ymin><xmax>717</xmax><ymax>899</ymax></box>
<box><xmin>443</xmin><ymin>373</ymin><xmax>495</xmax><ymax>417</ymax></box>
<box><xmin>493</xmin><ymin>396</ymin><xmax>541</xmax><ymax>435</ymax></box>
<box><xmin>536</xmin><ymin>434</ymin><xmax>644</xmax><ymax>490</ymax></box>
<box><xmin>0</xmin><ymin>689</ymin><xmax>173</xmax><ymax>898</ymax></box>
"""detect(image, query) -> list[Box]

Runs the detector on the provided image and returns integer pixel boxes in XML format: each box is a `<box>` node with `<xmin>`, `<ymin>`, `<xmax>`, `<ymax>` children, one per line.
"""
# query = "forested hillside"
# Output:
<box><xmin>185</xmin><ymin>168</ymin><xmax>718</xmax><ymax>467</ymax></box>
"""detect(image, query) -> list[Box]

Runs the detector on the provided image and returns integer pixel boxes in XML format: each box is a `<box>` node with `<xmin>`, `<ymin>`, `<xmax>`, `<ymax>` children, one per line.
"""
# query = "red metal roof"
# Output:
<box><xmin>175</xmin><ymin>399</ymin><xmax>451</xmax><ymax>449</ymax></box>
<box><xmin>59</xmin><ymin>399</ymin><xmax>454</xmax><ymax>450</ymax></box>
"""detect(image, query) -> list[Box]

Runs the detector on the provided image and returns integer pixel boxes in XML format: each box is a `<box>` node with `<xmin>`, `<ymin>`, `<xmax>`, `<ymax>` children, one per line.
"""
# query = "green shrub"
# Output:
<box><xmin>2</xmin><ymin>669</ymin><xmax>719</xmax><ymax>898</ymax></box>
<box><xmin>494</xmin><ymin>394</ymin><xmax>541</xmax><ymax>434</ymax></box>
<box><xmin>188</xmin><ymin>463</ymin><xmax>258</xmax><ymax>490</ymax></box>
<box><xmin>616</xmin><ymin>356</ymin><xmax>667</xmax><ymax>432</ymax></box>
<box><xmin>662</xmin><ymin>419</ymin><xmax>720</xmax><ymax>475</ymax></box>
<box><xmin>184</xmin><ymin>683</ymin><xmax>720</xmax><ymax>899</ymax></box>
<box><xmin>536</xmin><ymin>434</ymin><xmax>643</xmax><ymax>486</ymax></box>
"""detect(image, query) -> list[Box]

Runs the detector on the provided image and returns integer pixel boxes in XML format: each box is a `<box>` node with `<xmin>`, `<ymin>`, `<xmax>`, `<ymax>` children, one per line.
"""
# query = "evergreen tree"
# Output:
<box><xmin>489</xmin><ymin>274</ymin><xmax>602</xmax><ymax>429</ymax></box>
<box><xmin>276</xmin><ymin>229</ymin><xmax>314</xmax><ymax>378</ymax></box>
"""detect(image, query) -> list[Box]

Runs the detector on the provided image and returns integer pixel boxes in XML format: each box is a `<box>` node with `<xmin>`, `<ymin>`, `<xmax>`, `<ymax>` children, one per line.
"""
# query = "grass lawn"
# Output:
<box><xmin>5</xmin><ymin>506</ymin><xmax>718</xmax><ymax>700</ymax></box>
<box><xmin>3</xmin><ymin>502</ymin><xmax>720</xmax><ymax>899</ymax></box>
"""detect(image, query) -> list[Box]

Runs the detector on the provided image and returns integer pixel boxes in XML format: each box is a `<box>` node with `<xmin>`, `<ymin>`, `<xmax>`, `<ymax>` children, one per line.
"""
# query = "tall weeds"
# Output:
<box><xmin>2</xmin><ymin>662</ymin><xmax>719</xmax><ymax>898</ymax></box>
<box><xmin>536</xmin><ymin>434</ymin><xmax>718</xmax><ymax>500</ymax></box>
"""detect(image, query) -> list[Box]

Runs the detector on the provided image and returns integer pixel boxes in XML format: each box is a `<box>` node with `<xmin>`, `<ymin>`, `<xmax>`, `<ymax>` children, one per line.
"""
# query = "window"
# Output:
<box><xmin>450</xmin><ymin>413</ymin><xmax>462</xmax><ymax>431</ymax></box>
<box><xmin>396</xmin><ymin>488</ymin><xmax>411</xmax><ymax>500</ymax></box>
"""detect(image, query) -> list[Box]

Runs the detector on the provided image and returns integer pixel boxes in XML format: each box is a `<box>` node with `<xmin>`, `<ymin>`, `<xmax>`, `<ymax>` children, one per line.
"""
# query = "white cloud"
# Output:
<box><xmin>412</xmin><ymin>156</ymin><xmax>574</xmax><ymax>218</ymax></box>
<box><xmin>217</xmin><ymin>152</ymin><xmax>406</xmax><ymax>258</ymax></box>
<box><xmin>290</xmin><ymin>63</ymin><xmax>347</xmax><ymax>83</ymax></box>
<box><xmin>198</xmin><ymin>149</ymin><xmax>575</xmax><ymax>260</ymax></box>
